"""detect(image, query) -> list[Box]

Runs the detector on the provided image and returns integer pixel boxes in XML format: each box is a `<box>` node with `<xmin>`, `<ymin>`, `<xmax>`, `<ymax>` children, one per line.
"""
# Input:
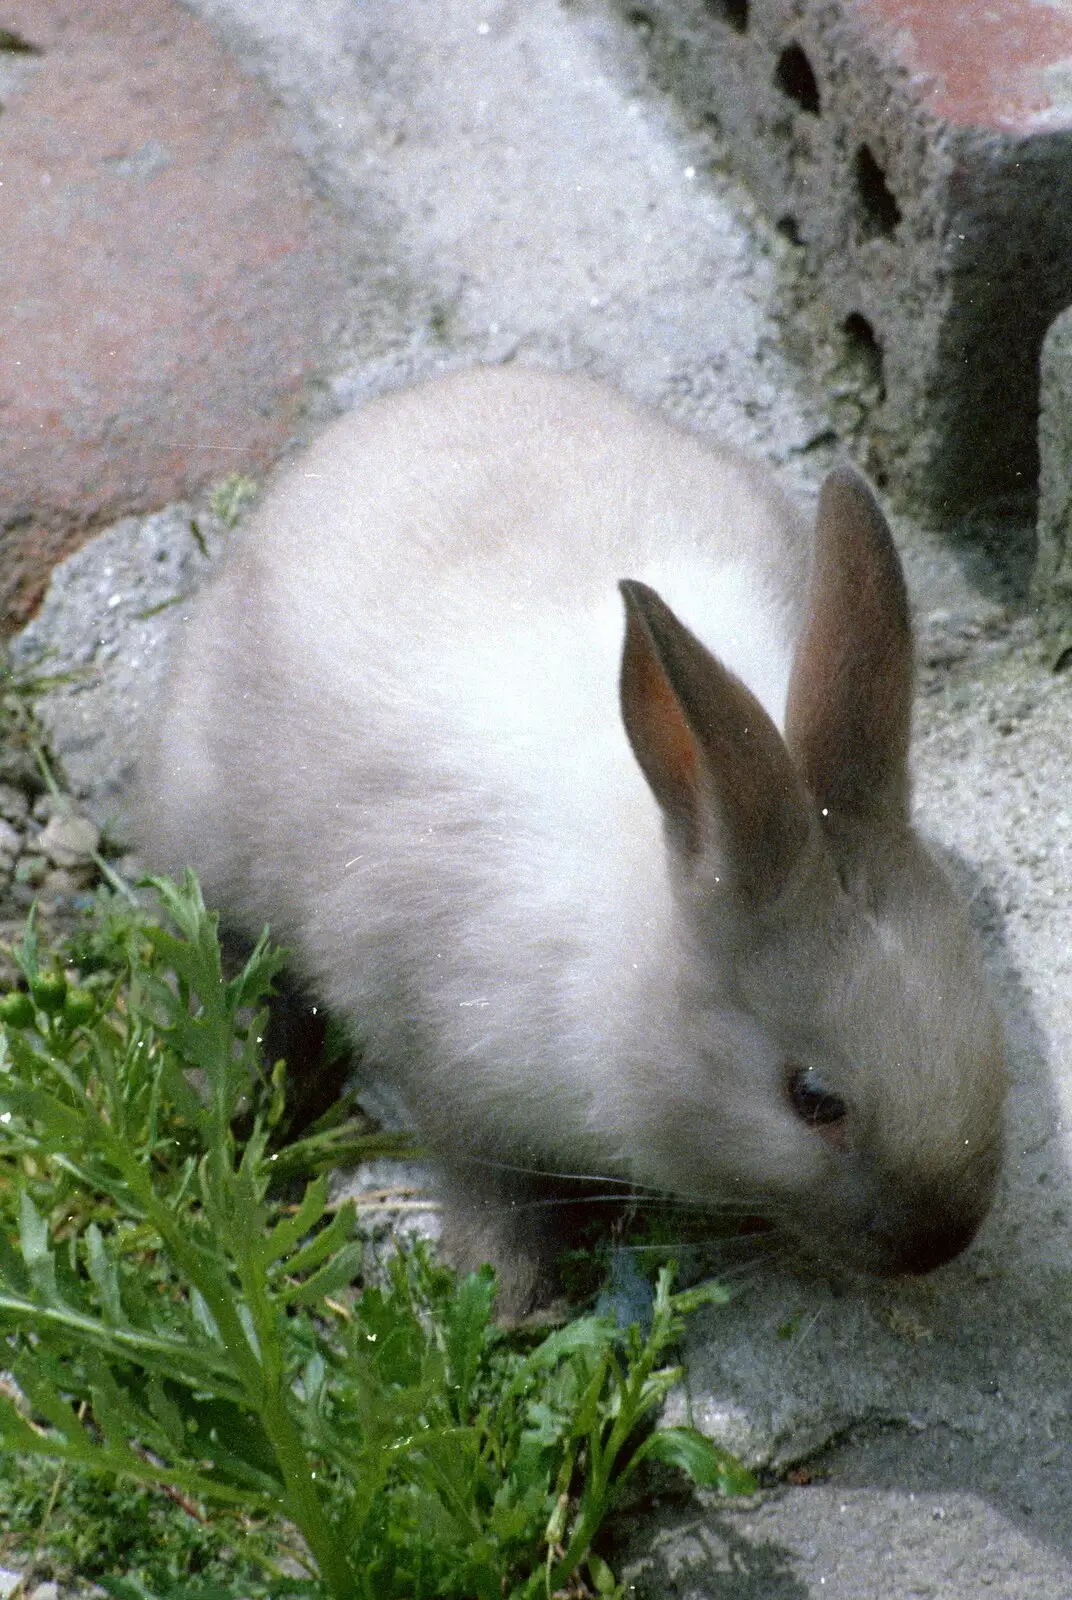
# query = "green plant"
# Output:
<box><xmin>0</xmin><ymin>875</ymin><xmax>752</xmax><ymax>1598</ymax></box>
<box><xmin>0</xmin><ymin>1454</ymin><xmax>278</xmax><ymax>1591</ymax></box>
<box><xmin>209</xmin><ymin>473</ymin><xmax>259</xmax><ymax>529</ymax></box>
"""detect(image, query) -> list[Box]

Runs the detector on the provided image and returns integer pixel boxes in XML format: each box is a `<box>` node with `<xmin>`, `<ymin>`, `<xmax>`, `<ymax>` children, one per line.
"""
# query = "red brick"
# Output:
<box><xmin>0</xmin><ymin>0</ymin><xmax>352</xmax><ymax>626</ymax></box>
<box><xmin>858</xmin><ymin>0</ymin><xmax>1072</xmax><ymax>132</ymax></box>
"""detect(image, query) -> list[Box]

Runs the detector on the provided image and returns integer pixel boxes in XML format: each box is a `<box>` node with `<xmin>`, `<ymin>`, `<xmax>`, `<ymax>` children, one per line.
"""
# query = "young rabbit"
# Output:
<box><xmin>137</xmin><ymin>365</ymin><xmax>1007</xmax><ymax>1316</ymax></box>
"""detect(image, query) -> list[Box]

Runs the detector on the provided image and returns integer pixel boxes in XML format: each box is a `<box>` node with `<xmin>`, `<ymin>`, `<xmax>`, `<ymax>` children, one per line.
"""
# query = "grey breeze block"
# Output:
<box><xmin>1036</xmin><ymin>304</ymin><xmax>1072</xmax><ymax>612</ymax></box>
<box><xmin>610</xmin><ymin>0</ymin><xmax>1072</xmax><ymax>519</ymax></box>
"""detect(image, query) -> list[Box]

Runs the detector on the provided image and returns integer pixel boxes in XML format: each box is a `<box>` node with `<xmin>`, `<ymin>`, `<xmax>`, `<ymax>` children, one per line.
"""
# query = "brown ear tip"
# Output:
<box><xmin>819</xmin><ymin>462</ymin><xmax>881</xmax><ymax>513</ymax></box>
<box><xmin>619</xmin><ymin>579</ymin><xmax>672</xmax><ymax>635</ymax></box>
<box><xmin>619</xmin><ymin>577</ymin><xmax>654</xmax><ymax>608</ymax></box>
<box><xmin>817</xmin><ymin>464</ymin><xmax>902</xmax><ymax>584</ymax></box>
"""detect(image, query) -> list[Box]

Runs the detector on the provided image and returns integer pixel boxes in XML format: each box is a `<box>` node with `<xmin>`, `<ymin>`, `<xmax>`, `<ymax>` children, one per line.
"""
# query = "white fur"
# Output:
<box><xmin>138</xmin><ymin>365</ymin><xmax>1007</xmax><ymax>1313</ymax></box>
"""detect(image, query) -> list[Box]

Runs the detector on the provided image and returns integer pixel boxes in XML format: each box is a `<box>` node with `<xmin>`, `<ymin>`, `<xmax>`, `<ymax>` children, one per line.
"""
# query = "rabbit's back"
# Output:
<box><xmin>241</xmin><ymin>366</ymin><xmax>807</xmax><ymax>712</ymax></box>
<box><xmin>140</xmin><ymin>367</ymin><xmax>807</xmax><ymax>1161</ymax></box>
<box><xmin>143</xmin><ymin>365</ymin><xmax>807</xmax><ymax>943</ymax></box>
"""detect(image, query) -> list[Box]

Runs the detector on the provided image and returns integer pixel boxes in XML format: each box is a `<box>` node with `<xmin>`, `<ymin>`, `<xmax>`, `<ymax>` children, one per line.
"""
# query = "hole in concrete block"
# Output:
<box><xmin>842</xmin><ymin>312</ymin><xmax>885</xmax><ymax>400</ymax></box>
<box><xmin>774</xmin><ymin>43</ymin><xmax>820</xmax><ymax>115</ymax></box>
<box><xmin>706</xmin><ymin>0</ymin><xmax>749</xmax><ymax>33</ymax></box>
<box><xmin>776</xmin><ymin>214</ymin><xmax>803</xmax><ymax>245</ymax></box>
<box><xmin>625</xmin><ymin>7</ymin><xmax>655</xmax><ymax>39</ymax></box>
<box><xmin>0</xmin><ymin>27</ymin><xmax>42</xmax><ymax>53</ymax></box>
<box><xmin>854</xmin><ymin>144</ymin><xmax>901</xmax><ymax>237</ymax></box>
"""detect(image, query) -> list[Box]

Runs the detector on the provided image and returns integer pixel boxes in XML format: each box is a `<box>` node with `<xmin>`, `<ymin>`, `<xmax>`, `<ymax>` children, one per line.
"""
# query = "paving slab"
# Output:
<box><xmin>0</xmin><ymin>0</ymin><xmax>362</xmax><ymax>627</ymax></box>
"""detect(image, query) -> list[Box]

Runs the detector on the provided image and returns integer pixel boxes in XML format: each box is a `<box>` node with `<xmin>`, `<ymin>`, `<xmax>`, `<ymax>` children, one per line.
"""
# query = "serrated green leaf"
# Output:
<box><xmin>443</xmin><ymin>1266</ymin><xmax>495</xmax><ymax>1421</ymax></box>
<box><xmin>634</xmin><ymin>1425</ymin><xmax>757</xmax><ymax>1495</ymax></box>
<box><xmin>189</xmin><ymin>1287</ymin><xmax>224</xmax><ymax>1344</ymax></box>
<box><xmin>18</xmin><ymin>1190</ymin><xmax>60</xmax><ymax>1303</ymax></box>
<box><xmin>147</xmin><ymin>1039</ymin><xmax>205</xmax><ymax>1126</ymax></box>
<box><xmin>148</xmin><ymin>1388</ymin><xmax>285</xmax><ymax>1495</ymax></box>
<box><xmin>262</xmin><ymin>1186</ymin><xmax>345</xmax><ymax>1277</ymax></box>
<box><xmin>229</xmin><ymin>931</ymin><xmax>289</xmax><ymax>1013</ymax></box>
<box><xmin>89</xmin><ymin>1357</ymin><xmax>160</xmax><ymax>1459</ymax></box>
<box><xmin>84</xmin><ymin>1222</ymin><xmax>125</xmax><ymax>1324</ymax></box>
<box><xmin>283</xmin><ymin>1241</ymin><xmax>364</xmax><ymax>1308</ymax></box>
<box><xmin>670</xmin><ymin>1279</ymin><xmax>732</xmax><ymax>1315</ymax></box>
<box><xmin>0</xmin><ymin>1216</ymin><xmax>29</xmax><ymax>1295</ymax></box>
<box><xmin>144</xmin><ymin>1372</ymin><xmax>189</xmax><ymax>1452</ymax></box>
<box><xmin>506</xmin><ymin>1316</ymin><xmax>617</xmax><ymax>1399</ymax></box>
<box><xmin>0</xmin><ymin>1397</ymin><xmax>47</xmax><ymax>1453</ymax></box>
<box><xmin>9</xmin><ymin>1359</ymin><xmax>87</xmax><ymax>1444</ymax></box>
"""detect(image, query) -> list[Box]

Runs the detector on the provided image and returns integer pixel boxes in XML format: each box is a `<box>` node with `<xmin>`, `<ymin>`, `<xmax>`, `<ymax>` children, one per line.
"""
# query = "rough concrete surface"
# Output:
<box><xmin>610</xmin><ymin>0</ymin><xmax>1072</xmax><ymax>519</ymax></box>
<box><xmin>10</xmin><ymin>1</ymin><xmax>1072</xmax><ymax>1595</ymax></box>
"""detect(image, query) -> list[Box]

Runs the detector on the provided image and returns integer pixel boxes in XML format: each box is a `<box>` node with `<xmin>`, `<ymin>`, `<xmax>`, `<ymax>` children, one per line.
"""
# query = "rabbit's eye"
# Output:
<box><xmin>786</xmin><ymin>1065</ymin><xmax>847</xmax><ymax>1129</ymax></box>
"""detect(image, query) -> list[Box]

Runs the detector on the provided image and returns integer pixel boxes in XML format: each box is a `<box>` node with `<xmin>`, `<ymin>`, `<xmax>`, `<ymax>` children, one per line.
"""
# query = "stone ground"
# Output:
<box><xmin>4</xmin><ymin>1</ymin><xmax>1072</xmax><ymax>1595</ymax></box>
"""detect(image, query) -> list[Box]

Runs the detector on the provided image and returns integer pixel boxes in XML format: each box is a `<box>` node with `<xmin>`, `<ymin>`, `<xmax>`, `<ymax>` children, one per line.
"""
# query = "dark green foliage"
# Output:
<box><xmin>0</xmin><ymin>875</ymin><xmax>752</xmax><ymax>1598</ymax></box>
<box><xmin>0</xmin><ymin>1456</ymin><xmax>277</xmax><ymax>1591</ymax></box>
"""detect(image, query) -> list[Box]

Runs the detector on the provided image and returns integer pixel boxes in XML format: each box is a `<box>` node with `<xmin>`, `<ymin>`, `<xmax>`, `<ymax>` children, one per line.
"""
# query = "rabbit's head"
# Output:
<box><xmin>618</xmin><ymin>467</ymin><xmax>1007</xmax><ymax>1274</ymax></box>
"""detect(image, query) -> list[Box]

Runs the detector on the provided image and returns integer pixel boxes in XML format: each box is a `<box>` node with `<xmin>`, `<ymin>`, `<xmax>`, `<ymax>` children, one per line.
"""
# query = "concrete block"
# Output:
<box><xmin>1035</xmin><ymin>304</ymin><xmax>1072</xmax><ymax>611</ymax></box>
<box><xmin>612</xmin><ymin>0</ymin><xmax>1072</xmax><ymax>517</ymax></box>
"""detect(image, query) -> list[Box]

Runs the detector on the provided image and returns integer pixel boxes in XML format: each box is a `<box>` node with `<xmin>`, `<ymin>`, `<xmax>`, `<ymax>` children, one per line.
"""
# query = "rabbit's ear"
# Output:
<box><xmin>784</xmin><ymin>466</ymin><xmax>913</xmax><ymax>830</ymax></box>
<box><xmin>619</xmin><ymin>580</ymin><xmax>812</xmax><ymax>900</ymax></box>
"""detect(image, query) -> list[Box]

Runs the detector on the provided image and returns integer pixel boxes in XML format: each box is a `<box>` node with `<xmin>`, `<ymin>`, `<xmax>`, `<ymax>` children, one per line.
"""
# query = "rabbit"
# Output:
<box><xmin>136</xmin><ymin>364</ymin><xmax>1007</xmax><ymax>1317</ymax></box>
